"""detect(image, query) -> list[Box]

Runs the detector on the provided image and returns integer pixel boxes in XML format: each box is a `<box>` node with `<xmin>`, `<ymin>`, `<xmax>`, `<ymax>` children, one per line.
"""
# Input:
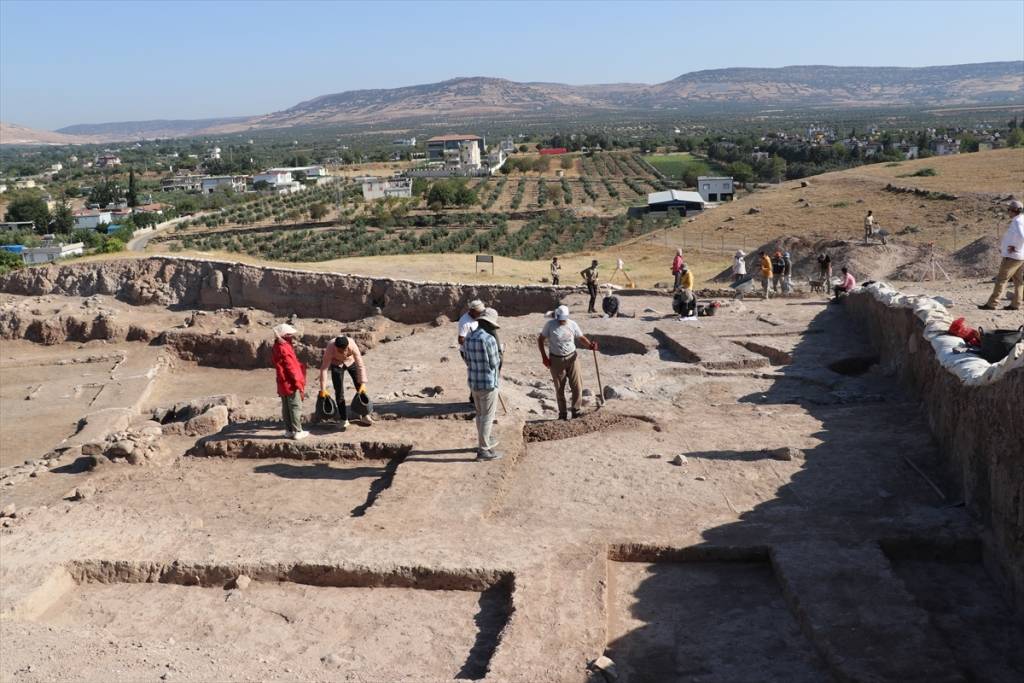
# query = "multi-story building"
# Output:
<box><xmin>361</xmin><ymin>177</ymin><xmax>413</xmax><ymax>201</ymax></box>
<box><xmin>161</xmin><ymin>174</ymin><xmax>207</xmax><ymax>193</ymax></box>
<box><xmin>426</xmin><ymin>135</ymin><xmax>484</xmax><ymax>162</ymax></box>
<box><xmin>696</xmin><ymin>176</ymin><xmax>735</xmax><ymax>203</ymax></box>
<box><xmin>200</xmin><ymin>175</ymin><xmax>247</xmax><ymax>194</ymax></box>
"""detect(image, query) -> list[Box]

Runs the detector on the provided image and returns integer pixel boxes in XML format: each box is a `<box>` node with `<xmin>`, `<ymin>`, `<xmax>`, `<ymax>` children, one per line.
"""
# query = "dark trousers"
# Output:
<box><xmin>330</xmin><ymin>364</ymin><xmax>359</xmax><ymax>422</ymax></box>
<box><xmin>552</xmin><ymin>275</ymin><xmax>559</xmax><ymax>285</ymax></box>
<box><xmin>833</xmin><ymin>286</ymin><xmax>848</xmax><ymax>300</ymax></box>
<box><xmin>586</xmin><ymin>282</ymin><xmax>598</xmax><ymax>312</ymax></box>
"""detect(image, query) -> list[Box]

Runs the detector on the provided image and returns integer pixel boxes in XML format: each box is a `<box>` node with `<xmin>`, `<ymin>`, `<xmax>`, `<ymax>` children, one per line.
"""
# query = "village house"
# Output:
<box><xmin>161</xmin><ymin>174</ymin><xmax>208</xmax><ymax>193</ymax></box>
<box><xmin>72</xmin><ymin>209</ymin><xmax>112</xmax><ymax>230</ymax></box>
<box><xmin>22</xmin><ymin>238</ymin><xmax>84</xmax><ymax>265</ymax></box>
<box><xmin>697</xmin><ymin>176</ymin><xmax>735</xmax><ymax>203</ymax></box>
<box><xmin>200</xmin><ymin>175</ymin><xmax>247</xmax><ymax>194</ymax></box>
<box><xmin>95</xmin><ymin>153</ymin><xmax>122</xmax><ymax>168</ymax></box>
<box><xmin>361</xmin><ymin>177</ymin><xmax>412</xmax><ymax>201</ymax></box>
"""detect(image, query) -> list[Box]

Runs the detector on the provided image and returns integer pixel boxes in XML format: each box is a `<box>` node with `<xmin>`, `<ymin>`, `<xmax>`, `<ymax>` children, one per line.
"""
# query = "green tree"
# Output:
<box><xmin>1006</xmin><ymin>128</ymin><xmax>1024</xmax><ymax>148</ymax></box>
<box><xmin>559</xmin><ymin>156</ymin><xmax>574</xmax><ymax>170</ymax></box>
<box><xmin>727</xmin><ymin>161</ymin><xmax>754</xmax><ymax>186</ymax></box>
<box><xmin>767</xmin><ymin>156</ymin><xmax>787</xmax><ymax>183</ymax></box>
<box><xmin>4</xmin><ymin>196</ymin><xmax>50</xmax><ymax>233</ymax></box>
<box><xmin>101</xmin><ymin>237</ymin><xmax>125</xmax><ymax>253</ymax></box>
<box><xmin>518</xmin><ymin>144</ymin><xmax>528</xmax><ymax>153</ymax></box>
<box><xmin>0</xmin><ymin>250</ymin><xmax>24</xmax><ymax>275</ymax></box>
<box><xmin>52</xmin><ymin>195</ymin><xmax>74</xmax><ymax>234</ymax></box>
<box><xmin>88</xmin><ymin>179</ymin><xmax>122</xmax><ymax>207</ymax></box>
<box><xmin>292</xmin><ymin>171</ymin><xmax>307</xmax><ymax>184</ymax></box>
<box><xmin>309</xmin><ymin>202</ymin><xmax>329</xmax><ymax>220</ymax></box>
<box><xmin>127</xmin><ymin>168</ymin><xmax>138</xmax><ymax>207</ymax></box>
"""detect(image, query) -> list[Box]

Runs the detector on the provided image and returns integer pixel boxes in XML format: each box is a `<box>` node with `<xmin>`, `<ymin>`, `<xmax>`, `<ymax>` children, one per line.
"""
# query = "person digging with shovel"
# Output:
<box><xmin>538</xmin><ymin>305</ymin><xmax>599</xmax><ymax>421</ymax></box>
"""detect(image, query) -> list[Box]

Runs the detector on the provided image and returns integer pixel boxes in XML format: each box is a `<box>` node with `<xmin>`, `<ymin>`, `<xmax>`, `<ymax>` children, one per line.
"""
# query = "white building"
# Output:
<box><xmin>459</xmin><ymin>140</ymin><xmax>481</xmax><ymax>169</ymax></box>
<box><xmin>200</xmin><ymin>175</ymin><xmax>247</xmax><ymax>194</ymax></box>
<box><xmin>50</xmin><ymin>162</ymin><xmax>63</xmax><ymax>172</ymax></box>
<box><xmin>362</xmin><ymin>177</ymin><xmax>412</xmax><ymax>201</ymax></box>
<box><xmin>22</xmin><ymin>241</ymin><xmax>84</xmax><ymax>265</ymax></box>
<box><xmin>72</xmin><ymin>210</ymin><xmax>113</xmax><ymax>230</ymax></box>
<box><xmin>209</xmin><ymin>147</ymin><xmax>222</xmax><ymax>161</ymax></box>
<box><xmin>95</xmin><ymin>154</ymin><xmax>121</xmax><ymax>168</ymax></box>
<box><xmin>253</xmin><ymin>170</ymin><xmax>303</xmax><ymax>195</ymax></box>
<box><xmin>392</xmin><ymin>137</ymin><xmax>416</xmax><ymax>146</ymax></box>
<box><xmin>265</xmin><ymin>165</ymin><xmax>327</xmax><ymax>179</ymax></box>
<box><xmin>696</xmin><ymin>176</ymin><xmax>735</xmax><ymax>202</ymax></box>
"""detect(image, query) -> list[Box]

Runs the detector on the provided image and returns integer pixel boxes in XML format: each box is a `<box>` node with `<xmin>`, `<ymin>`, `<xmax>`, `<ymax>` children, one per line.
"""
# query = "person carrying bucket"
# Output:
<box><xmin>318</xmin><ymin>335</ymin><xmax>372</xmax><ymax>430</ymax></box>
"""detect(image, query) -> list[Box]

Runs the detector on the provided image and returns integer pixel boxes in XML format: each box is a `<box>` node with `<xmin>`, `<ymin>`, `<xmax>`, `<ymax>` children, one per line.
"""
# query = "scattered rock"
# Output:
<box><xmin>108</xmin><ymin>440</ymin><xmax>136</xmax><ymax>458</ymax></box>
<box><xmin>748</xmin><ymin>207</ymin><xmax>762</xmax><ymax>215</ymax></box>
<box><xmin>603</xmin><ymin>385</ymin><xmax>636</xmax><ymax>400</ymax></box>
<box><xmin>695</xmin><ymin>475</ymin><xmax>707</xmax><ymax>481</ymax></box>
<box><xmin>588</xmin><ymin>655</ymin><xmax>618</xmax><ymax>681</ymax></box>
<box><xmin>670</xmin><ymin>454</ymin><xmax>687</xmax><ymax>466</ymax></box>
<box><xmin>67</xmin><ymin>486</ymin><xmax>95</xmax><ymax>502</ymax></box>
<box><xmin>800</xmin><ymin>180</ymin><xmax>811</xmax><ymax>187</ymax></box>
<box><xmin>233</xmin><ymin>575</ymin><xmax>252</xmax><ymax>590</ymax></box>
<box><xmin>647</xmin><ymin>453</ymin><xmax>662</xmax><ymax>459</ymax></box>
<box><xmin>440</xmin><ymin>356</ymin><xmax>449</xmax><ymax>363</ymax></box>
<box><xmin>1</xmin><ymin>503</ymin><xmax>15</xmax><ymax>517</ymax></box>
<box><xmin>765</xmin><ymin>446</ymin><xmax>802</xmax><ymax>461</ymax></box>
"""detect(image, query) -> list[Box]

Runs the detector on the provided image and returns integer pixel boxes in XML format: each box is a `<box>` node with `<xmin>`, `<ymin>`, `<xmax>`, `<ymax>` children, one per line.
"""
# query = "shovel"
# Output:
<box><xmin>592</xmin><ymin>347</ymin><xmax>605</xmax><ymax>408</ymax></box>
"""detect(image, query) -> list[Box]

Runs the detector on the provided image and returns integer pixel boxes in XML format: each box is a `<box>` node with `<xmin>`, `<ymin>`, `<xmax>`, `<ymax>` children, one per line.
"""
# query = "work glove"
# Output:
<box><xmin>358</xmin><ymin>384</ymin><xmax>367</xmax><ymax>394</ymax></box>
<box><xmin>318</xmin><ymin>389</ymin><xmax>330</xmax><ymax>398</ymax></box>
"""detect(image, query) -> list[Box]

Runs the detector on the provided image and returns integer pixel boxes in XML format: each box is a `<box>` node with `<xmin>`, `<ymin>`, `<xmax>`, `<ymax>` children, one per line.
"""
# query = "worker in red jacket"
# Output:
<box><xmin>272</xmin><ymin>323</ymin><xmax>309</xmax><ymax>440</ymax></box>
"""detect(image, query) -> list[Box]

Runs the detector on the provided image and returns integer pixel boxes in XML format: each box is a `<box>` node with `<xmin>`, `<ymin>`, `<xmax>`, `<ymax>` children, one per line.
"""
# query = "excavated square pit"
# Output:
<box><xmin>32</xmin><ymin>561</ymin><xmax>514</xmax><ymax>681</ymax></box>
<box><xmin>880</xmin><ymin>539</ymin><xmax>1024</xmax><ymax>680</ymax></box>
<box><xmin>604</xmin><ymin>546</ymin><xmax>828</xmax><ymax>683</ymax></box>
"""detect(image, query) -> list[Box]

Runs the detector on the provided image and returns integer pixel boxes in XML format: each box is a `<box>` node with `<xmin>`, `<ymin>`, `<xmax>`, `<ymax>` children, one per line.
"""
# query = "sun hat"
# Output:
<box><xmin>467</xmin><ymin>299</ymin><xmax>485</xmax><ymax>313</ymax></box>
<box><xmin>274</xmin><ymin>323</ymin><xmax>297</xmax><ymax>337</ymax></box>
<box><xmin>1008</xmin><ymin>199</ymin><xmax>1023</xmax><ymax>210</ymax></box>
<box><xmin>554</xmin><ymin>305</ymin><xmax>570</xmax><ymax>321</ymax></box>
<box><xmin>477</xmin><ymin>307</ymin><xmax>500</xmax><ymax>328</ymax></box>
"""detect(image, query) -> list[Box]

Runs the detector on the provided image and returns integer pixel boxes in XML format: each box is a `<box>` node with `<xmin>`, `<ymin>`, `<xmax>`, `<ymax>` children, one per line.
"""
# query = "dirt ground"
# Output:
<box><xmin>1</xmin><ymin>273</ymin><xmax>1021</xmax><ymax>681</ymax></box>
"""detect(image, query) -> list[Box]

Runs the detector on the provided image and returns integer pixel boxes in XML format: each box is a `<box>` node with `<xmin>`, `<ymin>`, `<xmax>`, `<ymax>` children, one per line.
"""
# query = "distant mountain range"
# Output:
<box><xmin>3</xmin><ymin>62</ymin><xmax>1022</xmax><ymax>144</ymax></box>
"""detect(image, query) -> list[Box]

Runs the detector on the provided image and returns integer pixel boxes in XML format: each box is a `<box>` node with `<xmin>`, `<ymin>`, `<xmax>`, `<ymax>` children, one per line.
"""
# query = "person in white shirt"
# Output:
<box><xmin>537</xmin><ymin>305</ymin><xmax>598</xmax><ymax>420</ymax></box>
<box><xmin>732</xmin><ymin>250</ymin><xmax>747</xmax><ymax>283</ymax></box>
<box><xmin>980</xmin><ymin>200</ymin><xmax>1024</xmax><ymax>311</ymax></box>
<box><xmin>458</xmin><ymin>299</ymin><xmax>485</xmax><ymax>405</ymax></box>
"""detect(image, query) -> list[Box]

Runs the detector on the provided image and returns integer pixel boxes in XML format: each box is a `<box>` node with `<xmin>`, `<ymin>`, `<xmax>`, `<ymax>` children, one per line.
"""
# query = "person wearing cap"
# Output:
<box><xmin>671</xmin><ymin>248</ymin><xmax>685</xmax><ymax>290</ymax></box>
<box><xmin>550</xmin><ymin>257</ymin><xmax>560</xmax><ymax>286</ymax></box>
<box><xmin>463</xmin><ymin>308</ymin><xmax>503</xmax><ymax>461</ymax></box>
<box><xmin>980</xmin><ymin>199</ymin><xmax>1024</xmax><ymax>311</ymax></box>
<box><xmin>318</xmin><ymin>335</ymin><xmax>370</xmax><ymax>429</ymax></box>
<box><xmin>538</xmin><ymin>305</ymin><xmax>599</xmax><ymax>420</ymax></box>
<box><xmin>759</xmin><ymin>251</ymin><xmax>773</xmax><ymax>300</ymax></box>
<box><xmin>732</xmin><ymin>250</ymin><xmax>747</xmax><ymax>283</ymax></box>
<box><xmin>458</xmin><ymin>300</ymin><xmax>485</xmax><ymax>351</ymax></box>
<box><xmin>272</xmin><ymin>323</ymin><xmax>309</xmax><ymax>440</ymax></box>
<box><xmin>580</xmin><ymin>260</ymin><xmax>599</xmax><ymax>313</ymax></box>
<box><xmin>782</xmin><ymin>251</ymin><xmax>793</xmax><ymax>293</ymax></box>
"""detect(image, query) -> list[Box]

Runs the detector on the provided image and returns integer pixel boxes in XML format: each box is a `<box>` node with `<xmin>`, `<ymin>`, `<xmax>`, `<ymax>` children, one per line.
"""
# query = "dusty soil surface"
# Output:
<box><xmin>0</xmin><ymin>275</ymin><xmax>1021</xmax><ymax>682</ymax></box>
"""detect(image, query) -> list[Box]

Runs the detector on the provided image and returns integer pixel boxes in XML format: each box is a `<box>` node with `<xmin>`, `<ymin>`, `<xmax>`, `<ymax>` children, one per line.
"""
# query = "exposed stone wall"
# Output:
<box><xmin>0</xmin><ymin>257</ymin><xmax>564</xmax><ymax>324</ymax></box>
<box><xmin>845</xmin><ymin>291</ymin><xmax>1024</xmax><ymax>610</ymax></box>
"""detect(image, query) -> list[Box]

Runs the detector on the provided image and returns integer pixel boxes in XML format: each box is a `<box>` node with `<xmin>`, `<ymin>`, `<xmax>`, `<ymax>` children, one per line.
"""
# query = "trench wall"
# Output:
<box><xmin>845</xmin><ymin>290</ymin><xmax>1024</xmax><ymax>610</ymax></box>
<box><xmin>0</xmin><ymin>257</ymin><xmax>564</xmax><ymax>324</ymax></box>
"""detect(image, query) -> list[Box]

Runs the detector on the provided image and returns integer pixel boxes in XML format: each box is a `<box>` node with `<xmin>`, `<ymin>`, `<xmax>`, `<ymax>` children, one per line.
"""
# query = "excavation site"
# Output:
<box><xmin>0</xmin><ymin>256</ymin><xmax>1021</xmax><ymax>682</ymax></box>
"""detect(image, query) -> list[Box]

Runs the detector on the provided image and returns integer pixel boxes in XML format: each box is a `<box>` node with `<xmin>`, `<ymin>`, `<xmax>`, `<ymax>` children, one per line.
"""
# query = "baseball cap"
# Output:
<box><xmin>468</xmin><ymin>299</ymin><xmax>485</xmax><ymax>312</ymax></box>
<box><xmin>274</xmin><ymin>323</ymin><xmax>297</xmax><ymax>337</ymax></box>
<box><xmin>554</xmin><ymin>305</ymin><xmax>570</xmax><ymax>320</ymax></box>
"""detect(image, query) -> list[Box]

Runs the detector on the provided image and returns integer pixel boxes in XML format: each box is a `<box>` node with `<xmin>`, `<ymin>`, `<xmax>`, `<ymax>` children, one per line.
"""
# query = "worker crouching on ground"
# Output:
<box><xmin>538</xmin><ymin>305</ymin><xmax>599</xmax><ymax>421</ymax></box>
<box><xmin>318</xmin><ymin>335</ymin><xmax>371</xmax><ymax>430</ymax></box>
<box><xmin>979</xmin><ymin>199</ymin><xmax>1023</xmax><ymax>311</ymax></box>
<box><xmin>464</xmin><ymin>308</ymin><xmax>503</xmax><ymax>461</ymax></box>
<box><xmin>833</xmin><ymin>266</ymin><xmax>856</xmax><ymax>301</ymax></box>
<box><xmin>272</xmin><ymin>323</ymin><xmax>309</xmax><ymax>441</ymax></box>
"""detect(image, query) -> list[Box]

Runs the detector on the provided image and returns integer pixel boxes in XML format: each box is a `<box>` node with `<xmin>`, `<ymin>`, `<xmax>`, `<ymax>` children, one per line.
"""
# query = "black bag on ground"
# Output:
<box><xmin>602</xmin><ymin>295</ymin><xmax>620</xmax><ymax>317</ymax></box>
<box><xmin>350</xmin><ymin>391</ymin><xmax>373</xmax><ymax>417</ymax></box>
<box><xmin>315</xmin><ymin>393</ymin><xmax>337</xmax><ymax>420</ymax></box>
<box><xmin>976</xmin><ymin>326</ymin><xmax>1023</xmax><ymax>364</ymax></box>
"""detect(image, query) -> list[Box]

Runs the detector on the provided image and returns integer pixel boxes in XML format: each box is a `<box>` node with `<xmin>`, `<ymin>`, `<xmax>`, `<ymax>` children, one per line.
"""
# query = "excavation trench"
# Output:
<box><xmin>36</xmin><ymin>561</ymin><xmax>515</xmax><ymax>681</ymax></box>
<box><xmin>523</xmin><ymin>412</ymin><xmax>658</xmax><ymax>443</ymax></box>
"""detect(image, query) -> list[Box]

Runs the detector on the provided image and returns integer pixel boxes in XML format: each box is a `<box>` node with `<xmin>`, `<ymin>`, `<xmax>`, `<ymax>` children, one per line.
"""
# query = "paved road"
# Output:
<box><xmin>127</xmin><ymin>215</ymin><xmax>191</xmax><ymax>252</ymax></box>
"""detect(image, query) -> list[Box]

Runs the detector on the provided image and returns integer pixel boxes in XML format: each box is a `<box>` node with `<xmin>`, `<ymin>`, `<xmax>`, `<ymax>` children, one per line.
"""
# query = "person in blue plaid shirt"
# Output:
<box><xmin>463</xmin><ymin>307</ymin><xmax>503</xmax><ymax>461</ymax></box>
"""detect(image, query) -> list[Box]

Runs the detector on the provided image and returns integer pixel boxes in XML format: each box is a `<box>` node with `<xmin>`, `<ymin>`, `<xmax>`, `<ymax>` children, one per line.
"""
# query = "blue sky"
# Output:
<box><xmin>2</xmin><ymin>0</ymin><xmax>1022</xmax><ymax>130</ymax></box>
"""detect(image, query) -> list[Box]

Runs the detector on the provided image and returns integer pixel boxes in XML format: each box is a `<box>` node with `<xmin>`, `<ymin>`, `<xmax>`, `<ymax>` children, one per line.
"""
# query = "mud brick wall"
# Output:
<box><xmin>0</xmin><ymin>257</ymin><xmax>564</xmax><ymax>324</ymax></box>
<box><xmin>845</xmin><ymin>291</ymin><xmax>1024</xmax><ymax>610</ymax></box>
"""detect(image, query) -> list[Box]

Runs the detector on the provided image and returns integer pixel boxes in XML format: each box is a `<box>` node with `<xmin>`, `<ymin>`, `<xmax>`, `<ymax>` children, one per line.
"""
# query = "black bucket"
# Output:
<box><xmin>350</xmin><ymin>391</ymin><xmax>373</xmax><ymax>417</ymax></box>
<box><xmin>976</xmin><ymin>326</ymin><xmax>1023</xmax><ymax>364</ymax></box>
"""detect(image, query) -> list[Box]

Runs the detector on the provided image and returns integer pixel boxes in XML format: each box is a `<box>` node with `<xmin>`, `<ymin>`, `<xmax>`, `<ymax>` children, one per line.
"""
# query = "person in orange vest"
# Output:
<box><xmin>759</xmin><ymin>251</ymin><xmax>773</xmax><ymax>300</ymax></box>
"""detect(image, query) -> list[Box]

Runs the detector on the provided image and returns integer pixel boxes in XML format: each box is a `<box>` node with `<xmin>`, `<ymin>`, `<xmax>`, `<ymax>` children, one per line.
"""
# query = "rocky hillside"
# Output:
<box><xmin>12</xmin><ymin>61</ymin><xmax>1024</xmax><ymax>143</ymax></box>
